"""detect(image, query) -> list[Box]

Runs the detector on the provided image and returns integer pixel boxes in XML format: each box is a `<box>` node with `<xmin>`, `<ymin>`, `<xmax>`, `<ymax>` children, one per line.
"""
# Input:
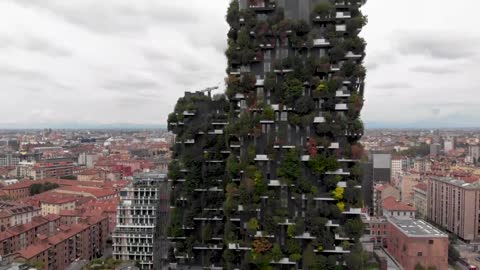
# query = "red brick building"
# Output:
<box><xmin>13</xmin><ymin>215</ymin><xmax>108</xmax><ymax>270</ymax></box>
<box><xmin>386</xmin><ymin>218</ymin><xmax>449</xmax><ymax>270</ymax></box>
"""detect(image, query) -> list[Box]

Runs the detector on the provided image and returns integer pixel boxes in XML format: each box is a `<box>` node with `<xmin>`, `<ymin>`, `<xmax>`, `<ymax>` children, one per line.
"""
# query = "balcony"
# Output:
<box><xmin>248</xmin><ymin>1</ymin><xmax>276</xmax><ymax>12</ymax></box>
<box><xmin>229</xmin><ymin>69</ymin><xmax>241</xmax><ymax>75</ymax></box>
<box><xmin>194</xmin><ymin>187</ymin><xmax>223</xmax><ymax>192</ymax></box>
<box><xmin>254</xmin><ymin>154</ymin><xmax>270</xmax><ymax>161</ymax></box>
<box><xmin>330</xmin><ymin>64</ymin><xmax>341</xmax><ymax>72</ymax></box>
<box><xmin>184</xmin><ymin>139</ymin><xmax>195</xmax><ymax>144</ymax></box>
<box><xmin>322</xmin><ymin>246</ymin><xmax>350</xmax><ymax>254</ymax></box>
<box><xmin>270</xmin><ymin>258</ymin><xmax>297</xmax><ymax>265</ymax></box>
<box><xmin>313</xmin><ymin>196</ymin><xmax>335</xmax><ymax>201</ymax></box>
<box><xmin>278</xmin><ymin>219</ymin><xmax>295</xmax><ymax>226</ymax></box>
<box><xmin>313</xmin><ymin>15</ymin><xmax>335</xmax><ymax>23</ymax></box>
<box><xmin>345</xmin><ymin>51</ymin><xmax>363</xmax><ymax>59</ymax></box>
<box><xmin>228</xmin><ymin>243</ymin><xmax>252</xmax><ymax>250</ymax></box>
<box><xmin>336</xmin><ymin>89</ymin><xmax>351</xmax><ymax>98</ymax></box>
<box><xmin>335</xmin><ymin>234</ymin><xmax>353</xmax><ymax>241</ymax></box>
<box><xmin>313</xmin><ymin>38</ymin><xmax>330</xmax><ymax>47</ymax></box>
<box><xmin>193</xmin><ymin>245</ymin><xmax>222</xmax><ymax>250</ymax></box>
<box><xmin>301</xmin><ymin>155</ymin><xmax>310</xmax><ymax>162</ymax></box>
<box><xmin>260</xmin><ymin>120</ymin><xmax>275</xmax><ymax>124</ymax></box>
<box><xmin>335</xmin><ymin>103</ymin><xmax>348</xmax><ymax>110</ymax></box>
<box><xmin>325</xmin><ymin>168</ymin><xmax>350</xmax><ymax>175</ymax></box>
<box><xmin>337</xmin><ymin>181</ymin><xmax>347</xmax><ymax>188</ymax></box>
<box><xmin>293</xmin><ymin>232</ymin><xmax>316</xmax><ymax>240</ymax></box>
<box><xmin>259</xmin><ymin>43</ymin><xmax>275</xmax><ymax>50</ymax></box>
<box><xmin>336</xmin><ymin>24</ymin><xmax>347</xmax><ymax>32</ymax></box>
<box><xmin>314</xmin><ymin>116</ymin><xmax>326</xmax><ymax>123</ymax></box>
<box><xmin>326</xmin><ymin>220</ymin><xmax>340</xmax><ymax>227</ymax></box>
<box><xmin>255</xmin><ymin>79</ymin><xmax>265</xmax><ymax>87</ymax></box>
<box><xmin>208</xmin><ymin>129</ymin><xmax>224</xmax><ymax>135</ymax></box>
<box><xmin>342</xmin><ymin>208</ymin><xmax>362</xmax><ymax>215</ymax></box>
<box><xmin>336</xmin><ymin>12</ymin><xmax>351</xmax><ymax>19</ymax></box>
<box><xmin>253</xmin><ymin>231</ymin><xmax>275</xmax><ymax>238</ymax></box>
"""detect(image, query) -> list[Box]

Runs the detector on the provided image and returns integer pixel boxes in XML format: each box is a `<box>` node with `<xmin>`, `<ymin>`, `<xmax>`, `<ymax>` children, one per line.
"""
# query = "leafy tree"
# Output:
<box><xmin>415</xmin><ymin>264</ymin><xmax>426</xmax><ymax>270</ymax></box>
<box><xmin>277</xmin><ymin>149</ymin><xmax>301</xmax><ymax>184</ymax></box>
<box><xmin>29</xmin><ymin>182</ymin><xmax>60</xmax><ymax>196</ymax></box>
<box><xmin>294</xmin><ymin>96</ymin><xmax>315</xmax><ymax>115</ymax></box>
<box><xmin>271</xmin><ymin>243</ymin><xmax>284</xmax><ymax>261</ymax></box>
<box><xmin>247</xmin><ymin>218</ymin><xmax>260</xmax><ymax>233</ymax></box>
<box><xmin>448</xmin><ymin>243</ymin><xmax>460</xmax><ymax>263</ymax></box>
<box><xmin>308</xmin><ymin>154</ymin><xmax>339</xmax><ymax>175</ymax></box>
<box><xmin>284</xmin><ymin>78</ymin><xmax>304</xmax><ymax>106</ymax></box>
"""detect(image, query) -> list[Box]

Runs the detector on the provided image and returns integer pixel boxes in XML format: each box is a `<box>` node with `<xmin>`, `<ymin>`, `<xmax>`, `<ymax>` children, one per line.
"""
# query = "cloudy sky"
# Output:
<box><xmin>0</xmin><ymin>0</ymin><xmax>478</xmax><ymax>128</ymax></box>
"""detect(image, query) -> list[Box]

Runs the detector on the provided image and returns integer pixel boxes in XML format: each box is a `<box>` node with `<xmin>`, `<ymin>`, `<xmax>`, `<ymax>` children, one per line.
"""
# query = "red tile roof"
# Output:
<box><xmin>382</xmin><ymin>196</ymin><xmax>416</xmax><ymax>212</ymax></box>
<box><xmin>414</xmin><ymin>182</ymin><xmax>427</xmax><ymax>192</ymax></box>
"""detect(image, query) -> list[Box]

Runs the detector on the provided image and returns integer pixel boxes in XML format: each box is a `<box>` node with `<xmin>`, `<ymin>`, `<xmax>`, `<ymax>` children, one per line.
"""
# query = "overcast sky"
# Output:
<box><xmin>0</xmin><ymin>0</ymin><xmax>478</xmax><ymax>128</ymax></box>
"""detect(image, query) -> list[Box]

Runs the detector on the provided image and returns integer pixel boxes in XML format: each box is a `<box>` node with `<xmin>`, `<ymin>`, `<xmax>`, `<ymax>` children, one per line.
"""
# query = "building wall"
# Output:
<box><xmin>413</xmin><ymin>187</ymin><xmax>427</xmax><ymax>219</ymax></box>
<box><xmin>41</xmin><ymin>202</ymin><xmax>75</xmax><ymax>216</ymax></box>
<box><xmin>428</xmin><ymin>178</ymin><xmax>479</xmax><ymax>241</ymax></box>
<box><xmin>386</xmin><ymin>223</ymin><xmax>448</xmax><ymax>270</ymax></box>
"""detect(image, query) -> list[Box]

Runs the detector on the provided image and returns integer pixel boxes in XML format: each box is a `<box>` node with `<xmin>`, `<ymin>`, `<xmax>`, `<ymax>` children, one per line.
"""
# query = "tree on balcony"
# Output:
<box><xmin>312</xmin><ymin>1</ymin><xmax>335</xmax><ymax>17</ymax></box>
<box><xmin>278</xmin><ymin>148</ymin><xmax>301</xmax><ymax>185</ymax></box>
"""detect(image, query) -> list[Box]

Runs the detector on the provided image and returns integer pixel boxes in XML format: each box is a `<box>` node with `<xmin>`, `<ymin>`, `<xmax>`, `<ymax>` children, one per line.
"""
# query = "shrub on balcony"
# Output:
<box><xmin>294</xmin><ymin>96</ymin><xmax>315</xmax><ymax>115</ymax></box>
<box><xmin>226</xmin><ymin>154</ymin><xmax>240</xmax><ymax>178</ymax></box>
<box><xmin>247</xmin><ymin>217</ymin><xmax>260</xmax><ymax>233</ymax></box>
<box><xmin>330</xmin><ymin>45</ymin><xmax>346</xmax><ymax>62</ymax></box>
<box><xmin>271</xmin><ymin>243</ymin><xmax>284</xmax><ymax>262</ymax></box>
<box><xmin>277</xmin><ymin>148</ymin><xmax>301</xmax><ymax>185</ymax></box>
<box><xmin>264</xmin><ymin>72</ymin><xmax>276</xmax><ymax>92</ymax></box>
<box><xmin>308</xmin><ymin>154</ymin><xmax>339</xmax><ymax>175</ymax></box>
<box><xmin>312</xmin><ymin>1</ymin><xmax>334</xmax><ymax>16</ymax></box>
<box><xmin>262</xmin><ymin>104</ymin><xmax>275</xmax><ymax>120</ymax></box>
<box><xmin>340</xmin><ymin>61</ymin><xmax>356</xmax><ymax>77</ymax></box>
<box><xmin>284</xmin><ymin>78</ymin><xmax>304</xmax><ymax>106</ymax></box>
<box><xmin>344</xmin><ymin>218</ymin><xmax>364</xmax><ymax>240</ymax></box>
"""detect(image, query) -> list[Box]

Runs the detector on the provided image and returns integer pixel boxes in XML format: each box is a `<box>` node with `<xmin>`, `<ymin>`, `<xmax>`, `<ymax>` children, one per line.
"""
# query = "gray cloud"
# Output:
<box><xmin>372</xmin><ymin>82</ymin><xmax>412</xmax><ymax>89</ymax></box>
<box><xmin>394</xmin><ymin>31</ymin><xmax>479</xmax><ymax>60</ymax></box>
<box><xmin>25</xmin><ymin>37</ymin><xmax>71</xmax><ymax>57</ymax></box>
<box><xmin>410</xmin><ymin>65</ymin><xmax>456</xmax><ymax>74</ymax></box>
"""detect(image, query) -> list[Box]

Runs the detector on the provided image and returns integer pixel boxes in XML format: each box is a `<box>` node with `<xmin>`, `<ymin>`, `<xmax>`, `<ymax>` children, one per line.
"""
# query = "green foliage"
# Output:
<box><xmin>448</xmin><ymin>243</ymin><xmax>460</xmax><ymax>263</ymax></box>
<box><xmin>262</xmin><ymin>104</ymin><xmax>275</xmax><ymax>120</ymax></box>
<box><xmin>344</xmin><ymin>218</ymin><xmax>364</xmax><ymax>240</ymax></box>
<box><xmin>289</xmin><ymin>253</ymin><xmax>302</xmax><ymax>262</ymax></box>
<box><xmin>284</xmin><ymin>78</ymin><xmax>304</xmax><ymax>106</ymax></box>
<box><xmin>29</xmin><ymin>182</ymin><xmax>60</xmax><ymax>196</ymax></box>
<box><xmin>294</xmin><ymin>96</ymin><xmax>315</xmax><ymax>115</ymax></box>
<box><xmin>397</xmin><ymin>143</ymin><xmax>430</xmax><ymax>157</ymax></box>
<box><xmin>308</xmin><ymin>154</ymin><xmax>339</xmax><ymax>175</ymax></box>
<box><xmin>332</xmin><ymin>187</ymin><xmax>345</xmax><ymax>200</ymax></box>
<box><xmin>277</xmin><ymin>149</ymin><xmax>301</xmax><ymax>185</ymax></box>
<box><xmin>303</xmin><ymin>244</ymin><xmax>316</xmax><ymax>269</ymax></box>
<box><xmin>313</xmin><ymin>1</ymin><xmax>334</xmax><ymax>16</ymax></box>
<box><xmin>287</xmin><ymin>224</ymin><xmax>296</xmax><ymax>238</ymax></box>
<box><xmin>271</xmin><ymin>243</ymin><xmax>284</xmax><ymax>262</ymax></box>
<box><xmin>285</xmin><ymin>239</ymin><xmax>301</xmax><ymax>255</ymax></box>
<box><xmin>415</xmin><ymin>264</ymin><xmax>426</xmax><ymax>270</ymax></box>
<box><xmin>264</xmin><ymin>72</ymin><xmax>276</xmax><ymax>92</ymax></box>
<box><xmin>247</xmin><ymin>218</ymin><xmax>260</xmax><ymax>233</ymax></box>
<box><xmin>226</xmin><ymin>154</ymin><xmax>240</xmax><ymax>177</ymax></box>
<box><xmin>345</xmin><ymin>245</ymin><xmax>371</xmax><ymax>270</ymax></box>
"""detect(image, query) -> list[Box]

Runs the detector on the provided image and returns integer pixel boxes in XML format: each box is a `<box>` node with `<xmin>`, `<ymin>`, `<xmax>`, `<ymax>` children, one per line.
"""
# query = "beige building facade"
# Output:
<box><xmin>428</xmin><ymin>177</ymin><xmax>480</xmax><ymax>242</ymax></box>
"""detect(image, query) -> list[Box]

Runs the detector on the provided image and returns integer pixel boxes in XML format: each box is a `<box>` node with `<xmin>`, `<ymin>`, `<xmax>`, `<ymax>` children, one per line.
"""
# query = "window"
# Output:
<box><xmin>417</xmin><ymin>252</ymin><xmax>422</xmax><ymax>256</ymax></box>
<box><xmin>429</xmin><ymin>240</ymin><xmax>434</xmax><ymax>244</ymax></box>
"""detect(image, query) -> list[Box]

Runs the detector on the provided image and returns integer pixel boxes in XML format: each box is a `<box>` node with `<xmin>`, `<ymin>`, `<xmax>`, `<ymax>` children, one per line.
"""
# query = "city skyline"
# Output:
<box><xmin>0</xmin><ymin>0</ymin><xmax>478</xmax><ymax>129</ymax></box>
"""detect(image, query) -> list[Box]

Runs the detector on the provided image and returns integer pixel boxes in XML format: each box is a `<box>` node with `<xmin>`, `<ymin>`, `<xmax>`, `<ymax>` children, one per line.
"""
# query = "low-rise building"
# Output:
<box><xmin>382</xmin><ymin>196</ymin><xmax>416</xmax><ymax>219</ymax></box>
<box><xmin>386</xmin><ymin>218</ymin><xmax>448</xmax><ymax>270</ymax></box>
<box><xmin>0</xmin><ymin>202</ymin><xmax>41</xmax><ymax>230</ymax></box>
<box><xmin>373</xmin><ymin>184</ymin><xmax>400</xmax><ymax>216</ymax></box>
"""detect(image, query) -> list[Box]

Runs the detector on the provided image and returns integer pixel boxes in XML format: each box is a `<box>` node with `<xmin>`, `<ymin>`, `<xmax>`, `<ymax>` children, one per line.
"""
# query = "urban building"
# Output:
<box><xmin>0</xmin><ymin>153</ymin><xmax>20</xmax><ymax>168</ymax></box>
<box><xmin>428</xmin><ymin>177</ymin><xmax>480</xmax><ymax>241</ymax></box>
<box><xmin>444</xmin><ymin>139</ymin><xmax>454</xmax><ymax>153</ymax></box>
<box><xmin>113</xmin><ymin>172</ymin><xmax>169</xmax><ymax>270</ymax></box>
<box><xmin>168</xmin><ymin>0</ymin><xmax>367</xmax><ymax>268</ymax></box>
<box><xmin>13</xmin><ymin>215</ymin><xmax>108</xmax><ymax>270</ymax></box>
<box><xmin>390</xmin><ymin>156</ymin><xmax>403</xmax><ymax>180</ymax></box>
<box><xmin>34</xmin><ymin>161</ymin><xmax>74</xmax><ymax>180</ymax></box>
<box><xmin>469</xmin><ymin>145</ymin><xmax>479</xmax><ymax>165</ymax></box>
<box><xmin>372</xmin><ymin>153</ymin><xmax>391</xmax><ymax>183</ymax></box>
<box><xmin>0</xmin><ymin>202</ymin><xmax>41</xmax><ymax>230</ymax></box>
<box><xmin>381</xmin><ymin>196</ymin><xmax>415</xmax><ymax>219</ymax></box>
<box><xmin>373</xmin><ymin>184</ymin><xmax>400</xmax><ymax>217</ymax></box>
<box><xmin>386</xmin><ymin>218</ymin><xmax>448</xmax><ymax>270</ymax></box>
<box><xmin>430</xmin><ymin>143</ymin><xmax>441</xmax><ymax>157</ymax></box>
<box><xmin>412</xmin><ymin>182</ymin><xmax>427</xmax><ymax>219</ymax></box>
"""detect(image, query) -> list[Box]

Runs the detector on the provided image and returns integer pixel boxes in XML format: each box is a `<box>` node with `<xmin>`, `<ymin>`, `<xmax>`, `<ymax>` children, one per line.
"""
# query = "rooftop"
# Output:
<box><xmin>389</xmin><ymin>218</ymin><xmax>447</xmax><ymax>238</ymax></box>
<box><xmin>432</xmin><ymin>176</ymin><xmax>480</xmax><ymax>189</ymax></box>
<box><xmin>382</xmin><ymin>196</ymin><xmax>415</xmax><ymax>212</ymax></box>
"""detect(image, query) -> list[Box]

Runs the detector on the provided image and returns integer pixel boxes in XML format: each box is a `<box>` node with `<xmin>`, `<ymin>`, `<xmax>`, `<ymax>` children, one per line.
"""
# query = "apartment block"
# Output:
<box><xmin>13</xmin><ymin>215</ymin><xmax>108</xmax><ymax>270</ymax></box>
<box><xmin>113</xmin><ymin>172</ymin><xmax>169</xmax><ymax>270</ymax></box>
<box><xmin>0</xmin><ymin>202</ymin><xmax>41</xmax><ymax>230</ymax></box>
<box><xmin>427</xmin><ymin>177</ymin><xmax>480</xmax><ymax>241</ymax></box>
